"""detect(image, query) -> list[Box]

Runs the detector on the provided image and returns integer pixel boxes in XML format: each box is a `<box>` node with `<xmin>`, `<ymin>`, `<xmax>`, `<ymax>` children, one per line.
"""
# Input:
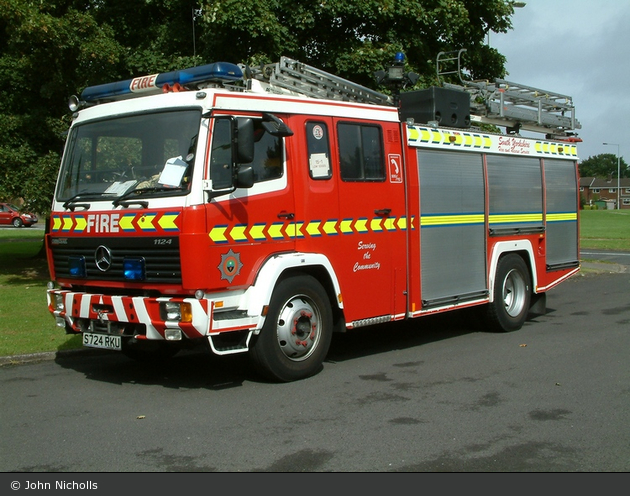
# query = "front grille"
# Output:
<box><xmin>51</xmin><ymin>236</ymin><xmax>182</xmax><ymax>284</ymax></box>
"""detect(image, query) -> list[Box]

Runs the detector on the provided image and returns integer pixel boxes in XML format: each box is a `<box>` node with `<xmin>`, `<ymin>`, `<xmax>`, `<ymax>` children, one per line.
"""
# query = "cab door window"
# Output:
<box><xmin>337</xmin><ymin>122</ymin><xmax>385</xmax><ymax>182</ymax></box>
<box><xmin>306</xmin><ymin>121</ymin><xmax>332</xmax><ymax>180</ymax></box>
<box><xmin>210</xmin><ymin>118</ymin><xmax>283</xmax><ymax>189</ymax></box>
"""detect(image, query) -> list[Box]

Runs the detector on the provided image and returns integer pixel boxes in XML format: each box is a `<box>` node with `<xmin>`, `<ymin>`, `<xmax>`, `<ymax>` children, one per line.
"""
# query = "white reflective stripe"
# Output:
<box><xmin>132</xmin><ymin>296</ymin><xmax>162</xmax><ymax>340</ymax></box>
<box><xmin>187</xmin><ymin>298</ymin><xmax>211</xmax><ymax>335</ymax></box>
<box><xmin>79</xmin><ymin>294</ymin><xmax>91</xmax><ymax>318</ymax></box>
<box><xmin>112</xmin><ymin>298</ymin><xmax>128</xmax><ymax>322</ymax></box>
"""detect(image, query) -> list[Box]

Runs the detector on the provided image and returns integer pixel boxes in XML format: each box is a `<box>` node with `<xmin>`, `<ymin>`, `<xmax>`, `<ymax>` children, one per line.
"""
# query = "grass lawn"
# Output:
<box><xmin>0</xmin><ymin>209</ymin><xmax>627</xmax><ymax>358</ymax></box>
<box><xmin>0</xmin><ymin>234</ymin><xmax>82</xmax><ymax>357</ymax></box>
<box><xmin>579</xmin><ymin>209</ymin><xmax>630</xmax><ymax>251</ymax></box>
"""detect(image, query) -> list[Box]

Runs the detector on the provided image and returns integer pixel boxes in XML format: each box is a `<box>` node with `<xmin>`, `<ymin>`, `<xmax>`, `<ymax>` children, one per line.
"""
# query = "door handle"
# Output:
<box><xmin>374</xmin><ymin>208</ymin><xmax>391</xmax><ymax>217</ymax></box>
<box><xmin>278</xmin><ymin>212</ymin><xmax>295</xmax><ymax>220</ymax></box>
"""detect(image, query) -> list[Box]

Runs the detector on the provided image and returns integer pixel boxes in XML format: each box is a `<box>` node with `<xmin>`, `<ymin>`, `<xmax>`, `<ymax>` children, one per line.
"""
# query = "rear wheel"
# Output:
<box><xmin>249</xmin><ymin>274</ymin><xmax>333</xmax><ymax>382</ymax></box>
<box><xmin>485</xmin><ymin>254</ymin><xmax>531</xmax><ymax>332</ymax></box>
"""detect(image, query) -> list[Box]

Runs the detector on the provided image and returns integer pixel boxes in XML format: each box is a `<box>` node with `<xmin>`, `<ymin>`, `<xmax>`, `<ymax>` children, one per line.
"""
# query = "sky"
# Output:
<box><xmin>491</xmin><ymin>0</ymin><xmax>630</xmax><ymax>163</ymax></box>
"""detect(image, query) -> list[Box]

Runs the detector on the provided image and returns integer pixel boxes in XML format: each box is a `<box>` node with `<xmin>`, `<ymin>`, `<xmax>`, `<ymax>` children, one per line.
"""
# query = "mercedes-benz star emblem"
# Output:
<box><xmin>95</xmin><ymin>245</ymin><xmax>112</xmax><ymax>272</ymax></box>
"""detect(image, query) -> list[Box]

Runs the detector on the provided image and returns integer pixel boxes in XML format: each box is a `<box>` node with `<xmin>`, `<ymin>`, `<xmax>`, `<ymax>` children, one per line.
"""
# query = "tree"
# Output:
<box><xmin>0</xmin><ymin>0</ymin><xmax>124</xmax><ymax>215</ymax></box>
<box><xmin>0</xmin><ymin>0</ymin><xmax>517</xmax><ymax>215</ymax></box>
<box><xmin>579</xmin><ymin>153</ymin><xmax>628</xmax><ymax>179</ymax></box>
<box><xmin>200</xmin><ymin>0</ymin><xmax>515</xmax><ymax>88</ymax></box>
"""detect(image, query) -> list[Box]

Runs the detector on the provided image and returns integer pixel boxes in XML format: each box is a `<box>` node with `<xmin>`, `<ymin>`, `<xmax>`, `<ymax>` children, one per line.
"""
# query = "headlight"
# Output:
<box><xmin>160</xmin><ymin>301</ymin><xmax>192</xmax><ymax>322</ymax></box>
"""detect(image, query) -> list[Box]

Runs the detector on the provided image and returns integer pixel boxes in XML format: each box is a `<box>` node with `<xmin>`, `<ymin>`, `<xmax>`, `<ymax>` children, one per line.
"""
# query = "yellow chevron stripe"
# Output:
<box><xmin>209</xmin><ymin>225</ymin><xmax>228</xmax><ymax>243</ymax></box>
<box><xmin>267</xmin><ymin>223</ymin><xmax>284</xmax><ymax>239</ymax></box>
<box><xmin>230</xmin><ymin>224</ymin><xmax>247</xmax><ymax>242</ymax></box>
<box><xmin>339</xmin><ymin>218</ymin><xmax>353</xmax><ymax>234</ymax></box>
<box><xmin>323</xmin><ymin>220</ymin><xmax>338</xmax><ymax>235</ymax></box>
<box><xmin>137</xmin><ymin>213</ymin><xmax>156</xmax><ymax>231</ymax></box>
<box><xmin>158</xmin><ymin>213</ymin><xmax>179</xmax><ymax>231</ymax></box>
<box><xmin>370</xmin><ymin>218</ymin><xmax>383</xmax><ymax>232</ymax></box>
<box><xmin>62</xmin><ymin>216</ymin><xmax>73</xmax><ymax>231</ymax></box>
<box><xmin>306</xmin><ymin>221</ymin><xmax>321</xmax><ymax>237</ymax></box>
<box><xmin>249</xmin><ymin>223</ymin><xmax>266</xmax><ymax>241</ymax></box>
<box><xmin>119</xmin><ymin>214</ymin><xmax>135</xmax><ymax>231</ymax></box>
<box><xmin>74</xmin><ymin>216</ymin><xmax>87</xmax><ymax>232</ymax></box>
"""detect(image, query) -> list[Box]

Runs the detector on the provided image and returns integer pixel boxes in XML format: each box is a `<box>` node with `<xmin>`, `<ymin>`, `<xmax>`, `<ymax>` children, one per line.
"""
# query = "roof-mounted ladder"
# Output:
<box><xmin>248</xmin><ymin>56</ymin><xmax>393</xmax><ymax>106</ymax></box>
<box><xmin>437</xmin><ymin>49</ymin><xmax>581</xmax><ymax>136</ymax></box>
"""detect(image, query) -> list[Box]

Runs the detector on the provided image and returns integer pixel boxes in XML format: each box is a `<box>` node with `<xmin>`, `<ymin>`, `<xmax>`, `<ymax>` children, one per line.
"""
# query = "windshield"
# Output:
<box><xmin>57</xmin><ymin>109</ymin><xmax>201</xmax><ymax>202</ymax></box>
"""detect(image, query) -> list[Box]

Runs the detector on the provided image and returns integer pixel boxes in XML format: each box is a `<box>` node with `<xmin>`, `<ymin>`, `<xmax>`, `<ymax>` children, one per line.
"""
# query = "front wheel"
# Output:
<box><xmin>249</xmin><ymin>274</ymin><xmax>333</xmax><ymax>382</ymax></box>
<box><xmin>12</xmin><ymin>218</ymin><xmax>23</xmax><ymax>228</ymax></box>
<box><xmin>485</xmin><ymin>254</ymin><xmax>531</xmax><ymax>332</ymax></box>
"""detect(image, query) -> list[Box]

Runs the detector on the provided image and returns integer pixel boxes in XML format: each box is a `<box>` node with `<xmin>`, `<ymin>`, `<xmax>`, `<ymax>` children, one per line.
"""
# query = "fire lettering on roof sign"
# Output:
<box><xmin>130</xmin><ymin>74</ymin><xmax>158</xmax><ymax>92</ymax></box>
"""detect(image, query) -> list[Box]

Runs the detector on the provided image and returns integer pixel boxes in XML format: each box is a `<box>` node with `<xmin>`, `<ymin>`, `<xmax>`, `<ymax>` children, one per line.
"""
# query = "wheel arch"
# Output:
<box><xmin>488</xmin><ymin>241</ymin><xmax>536</xmax><ymax>303</ymax></box>
<box><xmin>246</xmin><ymin>252</ymin><xmax>343</xmax><ymax>331</ymax></box>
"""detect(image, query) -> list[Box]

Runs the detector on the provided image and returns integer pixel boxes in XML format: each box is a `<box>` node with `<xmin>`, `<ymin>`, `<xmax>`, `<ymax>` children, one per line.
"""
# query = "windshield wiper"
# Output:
<box><xmin>112</xmin><ymin>186</ymin><xmax>187</xmax><ymax>208</ymax></box>
<box><xmin>62</xmin><ymin>191</ymin><xmax>115</xmax><ymax>211</ymax></box>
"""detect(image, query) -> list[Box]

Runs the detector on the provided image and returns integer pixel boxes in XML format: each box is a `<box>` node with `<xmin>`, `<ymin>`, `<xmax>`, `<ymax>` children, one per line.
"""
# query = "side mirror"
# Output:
<box><xmin>236</xmin><ymin>166</ymin><xmax>254</xmax><ymax>189</ymax></box>
<box><xmin>236</xmin><ymin>118</ymin><xmax>254</xmax><ymax>163</ymax></box>
<box><xmin>262</xmin><ymin>113</ymin><xmax>294</xmax><ymax>137</ymax></box>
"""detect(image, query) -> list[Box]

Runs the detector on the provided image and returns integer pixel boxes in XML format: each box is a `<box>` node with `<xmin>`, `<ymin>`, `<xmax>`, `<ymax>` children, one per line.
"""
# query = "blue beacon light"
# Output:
<box><xmin>80</xmin><ymin>62</ymin><xmax>244</xmax><ymax>103</ymax></box>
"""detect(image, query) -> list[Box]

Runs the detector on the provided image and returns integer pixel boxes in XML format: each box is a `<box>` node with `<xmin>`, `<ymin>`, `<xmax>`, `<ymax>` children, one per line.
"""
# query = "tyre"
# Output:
<box><xmin>12</xmin><ymin>218</ymin><xmax>23</xmax><ymax>228</ymax></box>
<box><xmin>249</xmin><ymin>274</ymin><xmax>333</xmax><ymax>382</ymax></box>
<box><xmin>121</xmin><ymin>339</ymin><xmax>181</xmax><ymax>363</ymax></box>
<box><xmin>485</xmin><ymin>253</ymin><xmax>531</xmax><ymax>332</ymax></box>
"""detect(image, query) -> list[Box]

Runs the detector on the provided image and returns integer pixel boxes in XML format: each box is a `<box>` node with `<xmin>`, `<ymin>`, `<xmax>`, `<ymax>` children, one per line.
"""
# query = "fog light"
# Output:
<box><xmin>164</xmin><ymin>329</ymin><xmax>182</xmax><ymax>341</ymax></box>
<box><xmin>55</xmin><ymin>317</ymin><xmax>66</xmax><ymax>328</ymax></box>
<box><xmin>123</xmin><ymin>258</ymin><xmax>145</xmax><ymax>281</ymax></box>
<box><xmin>68</xmin><ymin>256</ymin><xmax>86</xmax><ymax>278</ymax></box>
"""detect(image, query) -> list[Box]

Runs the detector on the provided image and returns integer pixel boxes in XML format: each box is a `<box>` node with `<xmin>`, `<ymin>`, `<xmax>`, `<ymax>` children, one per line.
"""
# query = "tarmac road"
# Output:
<box><xmin>1</xmin><ymin>270</ymin><xmax>629</xmax><ymax>473</ymax></box>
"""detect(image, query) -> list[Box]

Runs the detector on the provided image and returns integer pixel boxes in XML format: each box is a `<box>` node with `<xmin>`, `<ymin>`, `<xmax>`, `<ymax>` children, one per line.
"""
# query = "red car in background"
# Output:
<box><xmin>0</xmin><ymin>203</ymin><xmax>38</xmax><ymax>228</ymax></box>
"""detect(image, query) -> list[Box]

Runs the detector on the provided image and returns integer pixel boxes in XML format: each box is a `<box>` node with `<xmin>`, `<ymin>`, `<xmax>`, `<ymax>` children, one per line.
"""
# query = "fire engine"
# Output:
<box><xmin>46</xmin><ymin>54</ymin><xmax>581</xmax><ymax>382</ymax></box>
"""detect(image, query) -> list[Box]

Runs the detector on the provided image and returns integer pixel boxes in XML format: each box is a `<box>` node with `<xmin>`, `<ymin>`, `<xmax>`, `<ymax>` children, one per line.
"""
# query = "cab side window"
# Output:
<box><xmin>337</xmin><ymin>122</ymin><xmax>385</xmax><ymax>182</ymax></box>
<box><xmin>306</xmin><ymin>121</ymin><xmax>332</xmax><ymax>180</ymax></box>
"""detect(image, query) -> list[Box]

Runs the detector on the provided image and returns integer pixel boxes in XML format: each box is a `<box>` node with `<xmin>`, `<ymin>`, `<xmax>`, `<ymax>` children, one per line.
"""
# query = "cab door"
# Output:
<box><xmin>331</xmin><ymin>119</ymin><xmax>407</xmax><ymax>324</ymax></box>
<box><xmin>293</xmin><ymin>116</ymin><xmax>407</xmax><ymax>325</ymax></box>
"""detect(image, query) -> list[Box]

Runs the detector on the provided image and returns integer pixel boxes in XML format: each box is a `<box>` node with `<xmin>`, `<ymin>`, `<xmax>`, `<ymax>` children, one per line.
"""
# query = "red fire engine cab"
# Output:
<box><xmin>46</xmin><ymin>56</ymin><xmax>581</xmax><ymax>381</ymax></box>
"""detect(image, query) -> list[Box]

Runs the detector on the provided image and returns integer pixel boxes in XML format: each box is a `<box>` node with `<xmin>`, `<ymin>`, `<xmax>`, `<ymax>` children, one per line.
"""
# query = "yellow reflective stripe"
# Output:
<box><xmin>547</xmin><ymin>212</ymin><xmax>577</xmax><ymax>222</ymax></box>
<box><xmin>489</xmin><ymin>213</ymin><xmax>543</xmax><ymax>224</ymax></box>
<box><xmin>421</xmin><ymin>214</ymin><xmax>484</xmax><ymax>227</ymax></box>
<box><xmin>207</xmin><ymin>216</ymin><xmax>415</xmax><ymax>243</ymax></box>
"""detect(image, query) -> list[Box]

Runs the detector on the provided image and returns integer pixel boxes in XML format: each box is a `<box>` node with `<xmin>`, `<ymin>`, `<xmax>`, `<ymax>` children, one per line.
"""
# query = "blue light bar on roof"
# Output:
<box><xmin>80</xmin><ymin>62</ymin><xmax>243</xmax><ymax>103</ymax></box>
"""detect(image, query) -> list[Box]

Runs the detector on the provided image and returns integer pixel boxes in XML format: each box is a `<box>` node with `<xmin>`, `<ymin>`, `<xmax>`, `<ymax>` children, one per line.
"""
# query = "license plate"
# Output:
<box><xmin>83</xmin><ymin>332</ymin><xmax>122</xmax><ymax>351</ymax></box>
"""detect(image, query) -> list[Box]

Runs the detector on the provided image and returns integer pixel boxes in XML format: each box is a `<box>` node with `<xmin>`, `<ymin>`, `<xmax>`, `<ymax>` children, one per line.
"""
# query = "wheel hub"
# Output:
<box><xmin>276</xmin><ymin>296</ymin><xmax>321</xmax><ymax>361</ymax></box>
